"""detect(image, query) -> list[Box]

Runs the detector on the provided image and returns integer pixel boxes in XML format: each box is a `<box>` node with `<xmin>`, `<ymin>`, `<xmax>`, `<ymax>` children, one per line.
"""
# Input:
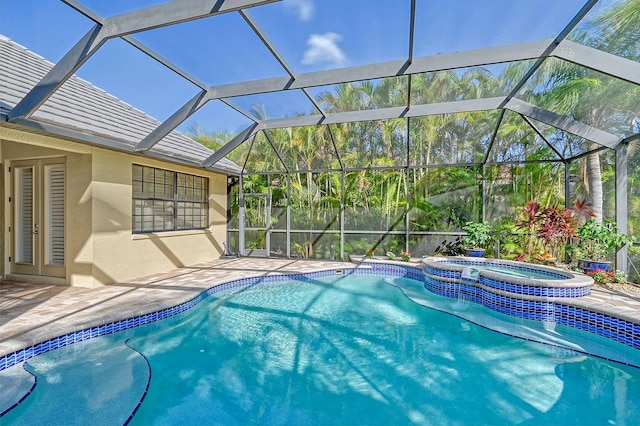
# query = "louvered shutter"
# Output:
<box><xmin>16</xmin><ymin>167</ymin><xmax>34</xmax><ymax>264</ymax></box>
<box><xmin>45</xmin><ymin>164</ymin><xmax>65</xmax><ymax>265</ymax></box>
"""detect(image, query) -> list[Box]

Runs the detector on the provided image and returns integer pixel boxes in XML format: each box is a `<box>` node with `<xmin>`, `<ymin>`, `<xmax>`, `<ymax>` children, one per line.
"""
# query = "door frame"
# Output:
<box><xmin>9</xmin><ymin>157</ymin><xmax>66</xmax><ymax>278</ymax></box>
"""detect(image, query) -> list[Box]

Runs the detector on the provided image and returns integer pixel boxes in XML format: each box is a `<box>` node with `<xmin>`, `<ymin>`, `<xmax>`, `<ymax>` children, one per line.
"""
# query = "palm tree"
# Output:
<box><xmin>524</xmin><ymin>0</ymin><xmax>640</xmax><ymax>221</ymax></box>
<box><xmin>184</xmin><ymin>124</ymin><xmax>234</xmax><ymax>151</ymax></box>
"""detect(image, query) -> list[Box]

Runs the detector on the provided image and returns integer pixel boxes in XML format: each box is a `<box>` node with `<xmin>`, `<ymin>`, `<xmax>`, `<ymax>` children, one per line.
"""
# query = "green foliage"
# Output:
<box><xmin>191</xmin><ymin>0</ymin><xmax>640</xmax><ymax>262</ymax></box>
<box><xmin>385</xmin><ymin>239</ymin><xmax>402</xmax><ymax>254</ymax></box>
<box><xmin>462</xmin><ymin>221</ymin><xmax>492</xmax><ymax>249</ymax></box>
<box><xmin>613</xmin><ymin>270</ymin><xmax>629</xmax><ymax>284</ymax></box>
<box><xmin>433</xmin><ymin>236</ymin><xmax>464</xmax><ymax>256</ymax></box>
<box><xmin>184</xmin><ymin>124</ymin><xmax>233</xmax><ymax>151</ymax></box>
<box><xmin>343</xmin><ymin>236</ymin><xmax>405</xmax><ymax>259</ymax></box>
<box><xmin>513</xmin><ymin>200</ymin><xmax>578</xmax><ymax>261</ymax></box>
<box><xmin>494</xmin><ymin>219</ymin><xmax>527</xmax><ymax>260</ymax></box>
<box><xmin>515</xmin><ymin>200</ymin><xmax>543</xmax><ymax>258</ymax></box>
<box><xmin>586</xmin><ymin>268</ymin><xmax>615</xmax><ymax>284</ymax></box>
<box><xmin>585</xmin><ymin>268</ymin><xmax>628</xmax><ymax>285</ymax></box>
<box><xmin>577</xmin><ymin>219</ymin><xmax>635</xmax><ymax>261</ymax></box>
<box><xmin>408</xmin><ymin>166</ymin><xmax>480</xmax><ymax>232</ymax></box>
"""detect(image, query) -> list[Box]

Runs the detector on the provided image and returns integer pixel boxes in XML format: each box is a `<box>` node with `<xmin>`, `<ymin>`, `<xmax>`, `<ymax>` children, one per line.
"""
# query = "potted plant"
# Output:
<box><xmin>462</xmin><ymin>221</ymin><xmax>492</xmax><ymax>257</ymax></box>
<box><xmin>576</xmin><ymin>218</ymin><xmax>634</xmax><ymax>272</ymax></box>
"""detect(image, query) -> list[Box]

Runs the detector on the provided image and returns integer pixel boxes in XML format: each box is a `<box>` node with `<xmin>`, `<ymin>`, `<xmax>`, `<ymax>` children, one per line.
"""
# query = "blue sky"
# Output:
<box><xmin>1</xmin><ymin>0</ymin><xmax>589</xmax><ymax>138</ymax></box>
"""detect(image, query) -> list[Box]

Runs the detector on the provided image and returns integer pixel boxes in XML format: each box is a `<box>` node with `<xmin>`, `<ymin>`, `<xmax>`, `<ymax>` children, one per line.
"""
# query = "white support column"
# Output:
<box><xmin>340</xmin><ymin>171</ymin><xmax>345</xmax><ymax>260</ymax></box>
<box><xmin>564</xmin><ymin>161</ymin><xmax>571</xmax><ymax>209</ymax></box>
<box><xmin>286</xmin><ymin>173</ymin><xmax>291</xmax><ymax>258</ymax></box>
<box><xmin>239</xmin><ymin>174</ymin><xmax>245</xmax><ymax>257</ymax></box>
<box><xmin>616</xmin><ymin>143</ymin><xmax>628</xmax><ymax>273</ymax></box>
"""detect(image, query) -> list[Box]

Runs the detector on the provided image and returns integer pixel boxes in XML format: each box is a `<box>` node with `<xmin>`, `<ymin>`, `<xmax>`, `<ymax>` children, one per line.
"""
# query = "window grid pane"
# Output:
<box><xmin>132</xmin><ymin>165</ymin><xmax>208</xmax><ymax>233</ymax></box>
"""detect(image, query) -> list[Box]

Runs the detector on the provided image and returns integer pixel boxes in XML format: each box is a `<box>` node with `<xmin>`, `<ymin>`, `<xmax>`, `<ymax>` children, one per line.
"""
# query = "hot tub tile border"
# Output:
<box><xmin>480</xmin><ymin>276</ymin><xmax>591</xmax><ymax>298</ymax></box>
<box><xmin>357</xmin><ymin>262</ymin><xmax>640</xmax><ymax>351</ymax></box>
<box><xmin>433</xmin><ymin>259</ymin><xmax>569</xmax><ymax>279</ymax></box>
<box><xmin>418</xmin><ymin>265</ymin><xmax>640</xmax><ymax>351</ymax></box>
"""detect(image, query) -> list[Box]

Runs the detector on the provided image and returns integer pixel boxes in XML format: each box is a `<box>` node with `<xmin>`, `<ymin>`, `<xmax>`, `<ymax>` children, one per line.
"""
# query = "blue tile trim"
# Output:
<box><xmin>424</xmin><ymin>270</ymin><xmax>640</xmax><ymax>351</ymax></box>
<box><xmin>123</xmin><ymin>338</ymin><xmax>152</xmax><ymax>426</ymax></box>
<box><xmin>423</xmin><ymin>266</ymin><xmax>461</xmax><ymax>279</ymax></box>
<box><xmin>353</xmin><ymin>262</ymin><xmax>424</xmax><ymax>281</ymax></box>
<box><xmin>480</xmin><ymin>276</ymin><xmax>591</xmax><ymax>298</ymax></box>
<box><xmin>424</xmin><ymin>276</ymin><xmax>483</xmax><ymax>303</ymax></box>
<box><xmin>0</xmin><ymin>271</ymin><xmax>339</xmax><ymax>372</ymax></box>
<box><xmin>0</xmin><ymin>364</ymin><xmax>37</xmax><ymax>417</ymax></box>
<box><xmin>436</xmin><ymin>259</ymin><xmax>568</xmax><ymax>279</ymax></box>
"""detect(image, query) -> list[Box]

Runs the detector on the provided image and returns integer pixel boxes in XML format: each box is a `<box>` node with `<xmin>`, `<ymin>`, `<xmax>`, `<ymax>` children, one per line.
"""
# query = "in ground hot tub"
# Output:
<box><xmin>422</xmin><ymin>256</ymin><xmax>594</xmax><ymax>321</ymax></box>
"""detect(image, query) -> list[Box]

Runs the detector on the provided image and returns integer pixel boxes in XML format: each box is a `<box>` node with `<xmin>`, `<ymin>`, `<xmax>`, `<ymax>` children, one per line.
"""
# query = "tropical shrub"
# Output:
<box><xmin>434</xmin><ymin>236</ymin><xmax>464</xmax><ymax>256</ymax></box>
<box><xmin>494</xmin><ymin>220</ymin><xmax>526</xmax><ymax>260</ymax></box>
<box><xmin>515</xmin><ymin>200</ymin><xmax>543</xmax><ymax>259</ymax></box>
<box><xmin>586</xmin><ymin>268</ymin><xmax>615</xmax><ymax>284</ymax></box>
<box><xmin>461</xmin><ymin>221</ymin><xmax>492</xmax><ymax>249</ymax></box>
<box><xmin>577</xmin><ymin>219</ymin><xmax>635</xmax><ymax>261</ymax></box>
<box><xmin>536</xmin><ymin>205</ymin><xmax>577</xmax><ymax>261</ymax></box>
<box><xmin>514</xmin><ymin>200</ymin><xmax>577</xmax><ymax>262</ymax></box>
<box><xmin>585</xmin><ymin>268</ymin><xmax>627</xmax><ymax>285</ymax></box>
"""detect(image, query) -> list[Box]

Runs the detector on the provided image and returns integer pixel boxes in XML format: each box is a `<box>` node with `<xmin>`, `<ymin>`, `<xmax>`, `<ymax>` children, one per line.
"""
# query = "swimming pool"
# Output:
<box><xmin>2</xmin><ymin>268</ymin><xmax>640</xmax><ymax>424</ymax></box>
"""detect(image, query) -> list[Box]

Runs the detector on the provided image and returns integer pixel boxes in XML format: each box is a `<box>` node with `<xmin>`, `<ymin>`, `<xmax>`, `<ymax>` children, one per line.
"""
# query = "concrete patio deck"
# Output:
<box><xmin>1</xmin><ymin>258</ymin><xmax>640</xmax><ymax>359</ymax></box>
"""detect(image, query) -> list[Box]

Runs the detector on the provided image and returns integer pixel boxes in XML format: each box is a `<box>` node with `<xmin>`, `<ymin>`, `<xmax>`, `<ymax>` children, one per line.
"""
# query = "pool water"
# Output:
<box><xmin>441</xmin><ymin>261</ymin><xmax>565</xmax><ymax>280</ymax></box>
<box><xmin>3</xmin><ymin>273</ymin><xmax>640</xmax><ymax>425</ymax></box>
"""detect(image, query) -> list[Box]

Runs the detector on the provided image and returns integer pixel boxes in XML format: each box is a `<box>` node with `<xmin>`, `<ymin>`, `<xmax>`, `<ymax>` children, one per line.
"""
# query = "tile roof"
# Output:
<box><xmin>0</xmin><ymin>34</ymin><xmax>241</xmax><ymax>174</ymax></box>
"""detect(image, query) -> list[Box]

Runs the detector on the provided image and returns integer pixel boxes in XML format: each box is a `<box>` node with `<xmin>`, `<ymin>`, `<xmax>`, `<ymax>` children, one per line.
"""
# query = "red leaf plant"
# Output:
<box><xmin>536</xmin><ymin>206</ymin><xmax>577</xmax><ymax>261</ymax></box>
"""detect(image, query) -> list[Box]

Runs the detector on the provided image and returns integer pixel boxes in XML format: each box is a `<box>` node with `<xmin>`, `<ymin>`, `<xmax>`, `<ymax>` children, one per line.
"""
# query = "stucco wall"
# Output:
<box><xmin>66</xmin><ymin>151</ymin><xmax>94</xmax><ymax>287</ymax></box>
<box><xmin>1</xmin><ymin>138</ymin><xmax>78</xmax><ymax>284</ymax></box>
<box><xmin>1</xmin><ymin>129</ymin><xmax>228</xmax><ymax>287</ymax></box>
<box><xmin>88</xmin><ymin>147</ymin><xmax>227</xmax><ymax>286</ymax></box>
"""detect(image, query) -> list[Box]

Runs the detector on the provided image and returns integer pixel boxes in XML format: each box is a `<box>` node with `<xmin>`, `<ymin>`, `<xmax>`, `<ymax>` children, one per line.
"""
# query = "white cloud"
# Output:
<box><xmin>301</xmin><ymin>32</ymin><xmax>346</xmax><ymax>66</ymax></box>
<box><xmin>284</xmin><ymin>0</ymin><xmax>314</xmax><ymax>21</ymax></box>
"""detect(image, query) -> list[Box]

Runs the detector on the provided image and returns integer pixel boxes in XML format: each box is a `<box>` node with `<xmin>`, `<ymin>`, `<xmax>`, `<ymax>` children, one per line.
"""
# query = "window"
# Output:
<box><xmin>132</xmin><ymin>164</ymin><xmax>209</xmax><ymax>233</ymax></box>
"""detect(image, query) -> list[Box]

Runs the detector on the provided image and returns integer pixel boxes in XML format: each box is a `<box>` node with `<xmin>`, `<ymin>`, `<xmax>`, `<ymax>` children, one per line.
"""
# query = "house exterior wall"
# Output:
<box><xmin>1</xmin><ymin>134</ymin><xmax>80</xmax><ymax>285</ymax></box>
<box><xmin>0</xmin><ymin>127</ymin><xmax>228</xmax><ymax>287</ymax></box>
<box><xmin>89</xmin><ymin>147</ymin><xmax>227</xmax><ymax>286</ymax></box>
